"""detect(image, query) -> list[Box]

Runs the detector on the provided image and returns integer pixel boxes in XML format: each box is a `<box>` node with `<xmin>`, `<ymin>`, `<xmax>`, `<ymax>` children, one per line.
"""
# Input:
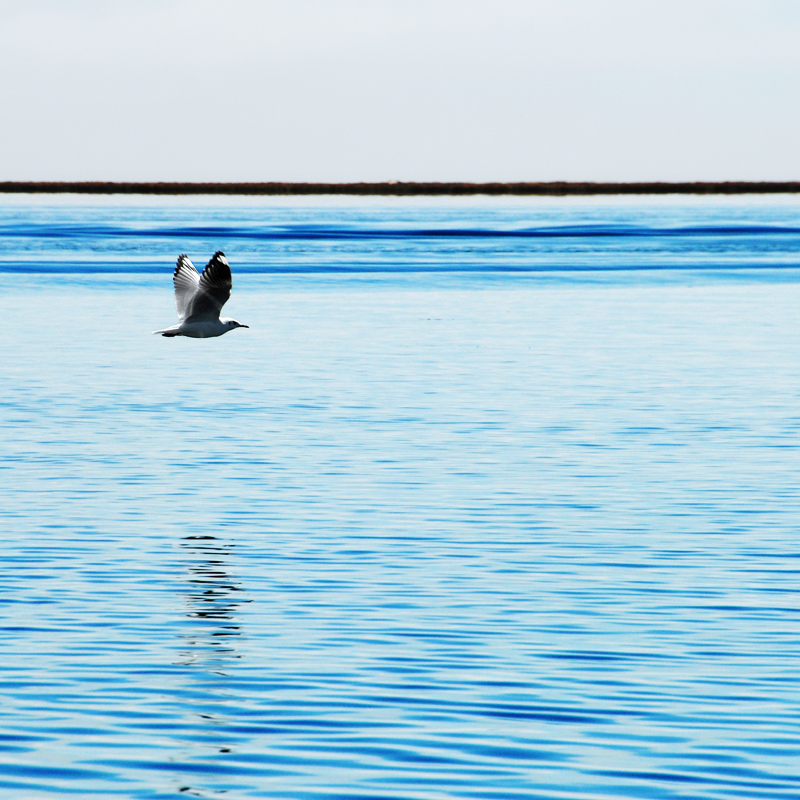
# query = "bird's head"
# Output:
<box><xmin>223</xmin><ymin>318</ymin><xmax>249</xmax><ymax>330</ymax></box>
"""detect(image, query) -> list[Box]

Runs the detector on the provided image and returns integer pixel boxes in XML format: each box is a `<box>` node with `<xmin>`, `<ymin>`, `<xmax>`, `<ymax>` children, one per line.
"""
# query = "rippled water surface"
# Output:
<box><xmin>1</xmin><ymin>197</ymin><xmax>799</xmax><ymax>798</ymax></box>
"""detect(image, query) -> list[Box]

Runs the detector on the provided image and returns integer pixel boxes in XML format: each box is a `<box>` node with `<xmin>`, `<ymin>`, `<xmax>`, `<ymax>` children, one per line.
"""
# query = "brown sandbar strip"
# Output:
<box><xmin>2</xmin><ymin>181</ymin><xmax>800</xmax><ymax>196</ymax></box>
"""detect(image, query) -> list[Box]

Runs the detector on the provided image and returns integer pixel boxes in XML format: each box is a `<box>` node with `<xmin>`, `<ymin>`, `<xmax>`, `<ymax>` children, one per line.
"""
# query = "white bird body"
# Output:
<box><xmin>154</xmin><ymin>318</ymin><xmax>243</xmax><ymax>338</ymax></box>
<box><xmin>154</xmin><ymin>251</ymin><xmax>249</xmax><ymax>338</ymax></box>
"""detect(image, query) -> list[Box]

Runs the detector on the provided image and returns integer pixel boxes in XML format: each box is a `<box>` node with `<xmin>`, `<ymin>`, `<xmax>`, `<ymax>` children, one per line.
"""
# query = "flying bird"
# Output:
<box><xmin>154</xmin><ymin>251</ymin><xmax>249</xmax><ymax>338</ymax></box>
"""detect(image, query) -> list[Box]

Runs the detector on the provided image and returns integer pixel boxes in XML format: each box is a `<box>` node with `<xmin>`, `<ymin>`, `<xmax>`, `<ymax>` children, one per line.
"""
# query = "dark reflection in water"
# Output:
<box><xmin>172</xmin><ymin>536</ymin><xmax>252</xmax><ymax>796</ymax></box>
<box><xmin>175</xmin><ymin>535</ymin><xmax>248</xmax><ymax>668</ymax></box>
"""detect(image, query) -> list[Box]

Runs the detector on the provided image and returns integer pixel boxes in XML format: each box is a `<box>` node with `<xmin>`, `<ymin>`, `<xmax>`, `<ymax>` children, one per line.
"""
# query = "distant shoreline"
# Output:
<box><xmin>2</xmin><ymin>181</ymin><xmax>800</xmax><ymax>196</ymax></box>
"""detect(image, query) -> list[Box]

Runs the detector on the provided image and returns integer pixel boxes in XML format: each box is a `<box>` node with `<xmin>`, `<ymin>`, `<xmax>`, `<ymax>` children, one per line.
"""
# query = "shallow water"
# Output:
<box><xmin>1</xmin><ymin>198</ymin><xmax>799</xmax><ymax>798</ymax></box>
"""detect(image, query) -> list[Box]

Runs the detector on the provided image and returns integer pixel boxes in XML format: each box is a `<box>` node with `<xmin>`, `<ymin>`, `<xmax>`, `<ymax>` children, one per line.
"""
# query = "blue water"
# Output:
<box><xmin>1</xmin><ymin>197</ymin><xmax>799</xmax><ymax>799</ymax></box>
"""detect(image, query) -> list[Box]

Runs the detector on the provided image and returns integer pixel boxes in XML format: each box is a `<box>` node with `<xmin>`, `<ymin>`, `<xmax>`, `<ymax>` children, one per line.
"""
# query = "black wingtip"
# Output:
<box><xmin>204</xmin><ymin>251</ymin><xmax>230</xmax><ymax>275</ymax></box>
<box><xmin>174</xmin><ymin>253</ymin><xmax>189</xmax><ymax>275</ymax></box>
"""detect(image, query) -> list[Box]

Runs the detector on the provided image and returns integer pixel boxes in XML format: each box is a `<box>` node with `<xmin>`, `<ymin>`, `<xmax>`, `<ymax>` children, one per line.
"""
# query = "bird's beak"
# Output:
<box><xmin>240</xmin><ymin>324</ymin><xmax>249</xmax><ymax>328</ymax></box>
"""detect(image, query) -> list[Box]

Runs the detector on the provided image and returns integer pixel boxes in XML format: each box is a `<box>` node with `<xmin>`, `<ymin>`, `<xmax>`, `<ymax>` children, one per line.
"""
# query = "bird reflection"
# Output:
<box><xmin>175</xmin><ymin>535</ymin><xmax>249</xmax><ymax>669</ymax></box>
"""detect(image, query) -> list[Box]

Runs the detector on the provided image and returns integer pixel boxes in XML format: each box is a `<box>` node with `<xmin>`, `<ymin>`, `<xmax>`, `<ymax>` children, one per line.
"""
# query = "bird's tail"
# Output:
<box><xmin>152</xmin><ymin>327</ymin><xmax>181</xmax><ymax>337</ymax></box>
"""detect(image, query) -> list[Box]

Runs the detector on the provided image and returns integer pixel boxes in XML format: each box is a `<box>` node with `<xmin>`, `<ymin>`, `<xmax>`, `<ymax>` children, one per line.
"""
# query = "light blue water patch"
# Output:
<box><xmin>0</xmin><ymin>198</ymin><xmax>799</xmax><ymax>798</ymax></box>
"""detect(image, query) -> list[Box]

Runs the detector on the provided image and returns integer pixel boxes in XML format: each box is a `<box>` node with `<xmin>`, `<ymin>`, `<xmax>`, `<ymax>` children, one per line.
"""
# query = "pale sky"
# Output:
<box><xmin>1</xmin><ymin>0</ymin><xmax>799</xmax><ymax>182</ymax></box>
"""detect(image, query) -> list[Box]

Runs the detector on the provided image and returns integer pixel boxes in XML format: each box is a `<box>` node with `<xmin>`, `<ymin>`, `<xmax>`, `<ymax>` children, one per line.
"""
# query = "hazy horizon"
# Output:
<box><xmin>2</xmin><ymin>0</ymin><xmax>799</xmax><ymax>183</ymax></box>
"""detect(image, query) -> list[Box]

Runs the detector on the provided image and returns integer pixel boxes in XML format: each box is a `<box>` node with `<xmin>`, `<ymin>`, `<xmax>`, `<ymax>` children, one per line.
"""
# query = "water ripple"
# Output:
<box><xmin>1</xmin><ymin>199</ymin><xmax>800</xmax><ymax>797</ymax></box>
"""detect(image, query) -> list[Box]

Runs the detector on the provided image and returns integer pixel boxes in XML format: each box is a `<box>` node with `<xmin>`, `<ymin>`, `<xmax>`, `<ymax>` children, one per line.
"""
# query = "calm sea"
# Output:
<box><xmin>1</xmin><ymin>196</ymin><xmax>799</xmax><ymax>799</ymax></box>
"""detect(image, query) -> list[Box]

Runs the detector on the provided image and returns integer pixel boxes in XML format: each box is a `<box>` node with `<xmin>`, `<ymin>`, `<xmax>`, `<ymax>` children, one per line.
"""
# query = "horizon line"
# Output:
<box><xmin>2</xmin><ymin>180</ymin><xmax>800</xmax><ymax>196</ymax></box>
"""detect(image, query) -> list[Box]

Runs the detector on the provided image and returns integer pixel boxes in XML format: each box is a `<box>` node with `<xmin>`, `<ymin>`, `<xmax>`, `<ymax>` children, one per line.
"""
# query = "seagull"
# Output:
<box><xmin>154</xmin><ymin>251</ymin><xmax>249</xmax><ymax>338</ymax></box>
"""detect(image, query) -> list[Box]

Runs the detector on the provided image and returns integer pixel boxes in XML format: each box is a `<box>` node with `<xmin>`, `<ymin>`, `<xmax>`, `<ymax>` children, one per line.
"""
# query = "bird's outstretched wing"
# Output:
<box><xmin>173</xmin><ymin>254</ymin><xmax>200</xmax><ymax>321</ymax></box>
<box><xmin>184</xmin><ymin>251</ymin><xmax>233</xmax><ymax>322</ymax></box>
